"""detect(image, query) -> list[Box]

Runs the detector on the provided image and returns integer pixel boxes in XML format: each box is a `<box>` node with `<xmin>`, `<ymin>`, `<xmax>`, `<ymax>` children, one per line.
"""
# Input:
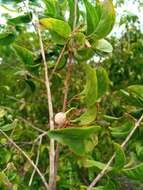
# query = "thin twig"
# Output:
<box><xmin>29</xmin><ymin>136</ymin><xmax>42</xmax><ymax>186</ymax></box>
<box><xmin>34</xmin><ymin>132</ymin><xmax>48</xmax><ymax>143</ymax></box>
<box><xmin>62</xmin><ymin>52</ymin><xmax>73</xmax><ymax>110</ymax></box>
<box><xmin>18</xmin><ymin>116</ymin><xmax>46</xmax><ymax>133</ymax></box>
<box><xmin>50</xmin><ymin>43</ymin><xmax>67</xmax><ymax>80</ymax></box>
<box><xmin>63</xmin><ymin>0</ymin><xmax>78</xmax><ymax>111</ymax></box>
<box><xmin>73</xmin><ymin>0</ymin><xmax>78</xmax><ymax>30</ymax></box>
<box><xmin>87</xmin><ymin>114</ymin><xmax>143</xmax><ymax>190</ymax></box>
<box><xmin>0</xmin><ymin>129</ymin><xmax>49</xmax><ymax>189</ymax></box>
<box><xmin>54</xmin><ymin>0</ymin><xmax>78</xmax><ymax>186</ymax></box>
<box><xmin>22</xmin><ymin>0</ymin><xmax>38</xmax><ymax>35</ymax></box>
<box><xmin>36</xmin><ymin>22</ymin><xmax>55</xmax><ymax>190</ymax></box>
<box><xmin>29</xmin><ymin>73</ymin><xmax>45</xmax><ymax>84</ymax></box>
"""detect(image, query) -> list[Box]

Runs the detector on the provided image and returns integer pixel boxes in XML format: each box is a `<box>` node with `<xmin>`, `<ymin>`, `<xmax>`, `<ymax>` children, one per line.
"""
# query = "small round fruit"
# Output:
<box><xmin>54</xmin><ymin>112</ymin><xmax>66</xmax><ymax>126</ymax></box>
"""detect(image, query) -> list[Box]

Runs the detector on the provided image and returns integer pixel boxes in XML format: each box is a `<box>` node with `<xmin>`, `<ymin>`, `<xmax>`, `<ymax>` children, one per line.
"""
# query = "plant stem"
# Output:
<box><xmin>54</xmin><ymin>0</ymin><xmax>78</xmax><ymax>187</ymax></box>
<box><xmin>17</xmin><ymin>116</ymin><xmax>46</xmax><ymax>133</ymax></box>
<box><xmin>87</xmin><ymin>114</ymin><xmax>143</xmax><ymax>190</ymax></box>
<box><xmin>0</xmin><ymin>129</ymin><xmax>49</xmax><ymax>189</ymax></box>
<box><xmin>37</xmin><ymin>23</ymin><xmax>55</xmax><ymax>190</ymax></box>
<box><xmin>50</xmin><ymin>42</ymin><xmax>67</xmax><ymax>80</ymax></box>
<box><xmin>29</xmin><ymin>136</ymin><xmax>42</xmax><ymax>186</ymax></box>
<box><xmin>63</xmin><ymin>52</ymin><xmax>73</xmax><ymax>111</ymax></box>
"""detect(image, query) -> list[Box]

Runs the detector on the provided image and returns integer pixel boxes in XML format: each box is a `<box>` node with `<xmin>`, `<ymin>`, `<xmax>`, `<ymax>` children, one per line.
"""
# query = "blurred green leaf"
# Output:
<box><xmin>72</xmin><ymin>105</ymin><xmax>97</xmax><ymax>125</ymax></box>
<box><xmin>113</xmin><ymin>143</ymin><xmax>126</xmax><ymax>171</ymax></box>
<box><xmin>93</xmin><ymin>39</ymin><xmax>113</xmax><ymax>53</ymax></box>
<box><xmin>96</xmin><ymin>67</ymin><xmax>109</xmax><ymax>99</ymax></box>
<box><xmin>91</xmin><ymin>0</ymin><xmax>115</xmax><ymax>39</ymax></box>
<box><xmin>13</xmin><ymin>44</ymin><xmax>34</xmax><ymax>66</ymax></box>
<box><xmin>0</xmin><ymin>33</ymin><xmax>16</xmax><ymax>46</ymax></box>
<box><xmin>75</xmin><ymin>48</ymin><xmax>95</xmax><ymax>61</ymax></box>
<box><xmin>128</xmin><ymin>85</ymin><xmax>143</xmax><ymax>98</ymax></box>
<box><xmin>109</xmin><ymin>120</ymin><xmax>134</xmax><ymax>138</ymax></box>
<box><xmin>83</xmin><ymin>0</ymin><xmax>99</xmax><ymax>35</ymax></box>
<box><xmin>122</xmin><ymin>163</ymin><xmax>143</xmax><ymax>181</ymax></box>
<box><xmin>82</xmin><ymin>64</ymin><xmax>98</xmax><ymax>107</ymax></box>
<box><xmin>68</xmin><ymin>0</ymin><xmax>80</xmax><ymax>27</ymax></box>
<box><xmin>8</xmin><ymin>13</ymin><xmax>32</xmax><ymax>25</ymax></box>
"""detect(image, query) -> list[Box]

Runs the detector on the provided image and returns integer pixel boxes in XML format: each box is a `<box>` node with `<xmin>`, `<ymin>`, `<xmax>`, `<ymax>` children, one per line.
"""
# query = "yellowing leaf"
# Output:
<box><xmin>0</xmin><ymin>109</ymin><xmax>7</xmax><ymax>118</ymax></box>
<box><xmin>40</xmin><ymin>18</ymin><xmax>71</xmax><ymax>38</ymax></box>
<box><xmin>83</xmin><ymin>64</ymin><xmax>98</xmax><ymax>107</ymax></box>
<box><xmin>128</xmin><ymin>85</ymin><xmax>143</xmax><ymax>98</ymax></box>
<box><xmin>92</xmin><ymin>0</ymin><xmax>115</xmax><ymax>39</ymax></box>
<box><xmin>96</xmin><ymin>67</ymin><xmax>109</xmax><ymax>99</ymax></box>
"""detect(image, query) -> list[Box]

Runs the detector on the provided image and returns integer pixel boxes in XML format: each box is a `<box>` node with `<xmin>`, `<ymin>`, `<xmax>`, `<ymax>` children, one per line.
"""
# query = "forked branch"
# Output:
<box><xmin>0</xmin><ymin>129</ymin><xmax>49</xmax><ymax>189</ymax></box>
<box><xmin>88</xmin><ymin>114</ymin><xmax>143</xmax><ymax>190</ymax></box>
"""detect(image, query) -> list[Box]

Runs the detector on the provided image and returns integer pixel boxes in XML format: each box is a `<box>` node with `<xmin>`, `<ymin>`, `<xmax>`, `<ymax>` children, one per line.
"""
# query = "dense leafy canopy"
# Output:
<box><xmin>0</xmin><ymin>0</ymin><xmax>143</xmax><ymax>189</ymax></box>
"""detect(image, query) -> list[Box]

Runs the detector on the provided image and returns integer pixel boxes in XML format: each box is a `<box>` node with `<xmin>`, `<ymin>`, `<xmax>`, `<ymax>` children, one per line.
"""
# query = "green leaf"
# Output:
<box><xmin>93</xmin><ymin>187</ymin><xmax>105</xmax><ymax>190</ymax></box>
<box><xmin>0</xmin><ymin>123</ymin><xmax>15</xmax><ymax>132</ymax></box>
<box><xmin>113</xmin><ymin>143</ymin><xmax>126</xmax><ymax>171</ymax></box>
<box><xmin>25</xmin><ymin>79</ymin><xmax>36</xmax><ymax>92</ymax></box>
<box><xmin>109</xmin><ymin>120</ymin><xmax>134</xmax><ymax>138</ymax></box>
<box><xmin>83</xmin><ymin>64</ymin><xmax>98</xmax><ymax>107</ymax></box>
<box><xmin>1</xmin><ymin>0</ymin><xmax>22</xmax><ymax>3</ymax></box>
<box><xmin>92</xmin><ymin>0</ymin><xmax>115</xmax><ymax>39</ymax></box>
<box><xmin>50</xmin><ymin>31</ymin><xmax>66</xmax><ymax>45</ymax></box>
<box><xmin>72</xmin><ymin>105</ymin><xmax>97</xmax><ymax>125</ymax></box>
<box><xmin>93</xmin><ymin>180</ymin><xmax>118</xmax><ymax>190</ymax></box>
<box><xmin>119</xmin><ymin>89</ymin><xmax>143</xmax><ymax>107</ymax></box>
<box><xmin>92</xmin><ymin>39</ymin><xmax>113</xmax><ymax>53</ymax></box>
<box><xmin>0</xmin><ymin>33</ymin><xmax>16</xmax><ymax>46</ymax></box>
<box><xmin>83</xmin><ymin>0</ymin><xmax>99</xmax><ymax>35</ymax></box>
<box><xmin>8</xmin><ymin>13</ymin><xmax>32</xmax><ymax>25</ymax></box>
<box><xmin>68</xmin><ymin>0</ymin><xmax>80</xmax><ymax>27</ymax></box>
<box><xmin>43</xmin><ymin>0</ymin><xmax>57</xmax><ymax>18</ymax></box>
<box><xmin>82</xmin><ymin>159</ymin><xmax>111</xmax><ymax>170</ymax></box>
<box><xmin>13</xmin><ymin>44</ymin><xmax>34</xmax><ymax>66</ymax></box>
<box><xmin>48</xmin><ymin>126</ymin><xmax>101</xmax><ymax>156</ymax></box>
<box><xmin>0</xmin><ymin>172</ymin><xmax>11</xmax><ymax>187</ymax></box>
<box><xmin>73</xmin><ymin>32</ymin><xmax>86</xmax><ymax>49</ymax></box>
<box><xmin>122</xmin><ymin>163</ymin><xmax>143</xmax><ymax>181</ymax></box>
<box><xmin>96</xmin><ymin>67</ymin><xmax>109</xmax><ymax>99</ymax></box>
<box><xmin>85</xmin><ymin>134</ymin><xmax>99</xmax><ymax>153</ymax></box>
<box><xmin>135</xmin><ymin>143</ymin><xmax>143</xmax><ymax>160</ymax></box>
<box><xmin>81</xmin><ymin>180</ymin><xmax>118</xmax><ymax>190</ymax></box>
<box><xmin>128</xmin><ymin>85</ymin><xmax>143</xmax><ymax>98</ymax></box>
<box><xmin>0</xmin><ymin>148</ymin><xmax>11</xmax><ymax>164</ymax></box>
<box><xmin>0</xmin><ymin>109</ymin><xmax>7</xmax><ymax>118</ymax></box>
<box><xmin>75</xmin><ymin>48</ymin><xmax>95</xmax><ymax>61</ymax></box>
<box><xmin>40</xmin><ymin>18</ymin><xmax>71</xmax><ymax>38</ymax></box>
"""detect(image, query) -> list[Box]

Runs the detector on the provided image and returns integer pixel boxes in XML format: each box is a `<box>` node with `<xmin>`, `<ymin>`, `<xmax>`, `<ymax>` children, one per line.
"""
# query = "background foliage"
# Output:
<box><xmin>0</xmin><ymin>0</ymin><xmax>143</xmax><ymax>189</ymax></box>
